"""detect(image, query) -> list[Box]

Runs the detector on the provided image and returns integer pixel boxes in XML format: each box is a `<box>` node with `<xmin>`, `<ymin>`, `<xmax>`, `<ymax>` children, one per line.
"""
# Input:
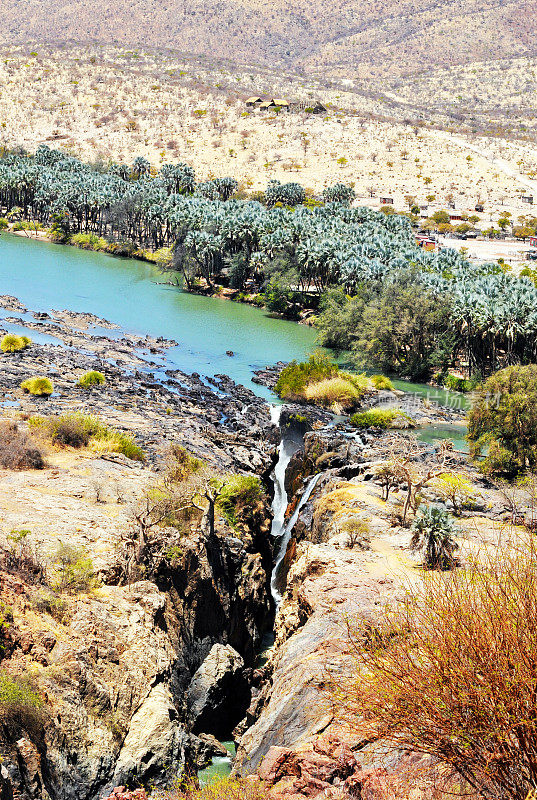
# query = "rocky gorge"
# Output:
<box><xmin>0</xmin><ymin>292</ymin><xmax>506</xmax><ymax>800</ymax></box>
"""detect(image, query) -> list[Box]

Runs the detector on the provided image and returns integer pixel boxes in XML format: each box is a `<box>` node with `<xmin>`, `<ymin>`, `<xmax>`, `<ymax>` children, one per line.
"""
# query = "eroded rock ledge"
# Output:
<box><xmin>0</xmin><ymin>297</ymin><xmax>280</xmax><ymax>800</ymax></box>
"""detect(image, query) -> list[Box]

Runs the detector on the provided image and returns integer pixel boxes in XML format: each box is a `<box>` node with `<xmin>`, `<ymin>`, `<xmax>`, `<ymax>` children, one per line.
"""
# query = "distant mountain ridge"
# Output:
<box><xmin>1</xmin><ymin>0</ymin><xmax>536</xmax><ymax>76</ymax></box>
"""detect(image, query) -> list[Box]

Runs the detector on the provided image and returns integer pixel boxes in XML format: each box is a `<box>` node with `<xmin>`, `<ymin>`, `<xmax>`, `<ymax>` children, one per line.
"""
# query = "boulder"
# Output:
<box><xmin>187</xmin><ymin>643</ymin><xmax>249</xmax><ymax>736</ymax></box>
<box><xmin>112</xmin><ymin>684</ymin><xmax>189</xmax><ymax>787</ymax></box>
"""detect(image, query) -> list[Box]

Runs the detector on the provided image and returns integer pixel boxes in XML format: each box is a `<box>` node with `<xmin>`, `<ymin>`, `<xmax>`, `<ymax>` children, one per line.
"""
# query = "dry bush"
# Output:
<box><xmin>103</xmin><ymin>777</ymin><xmax>268</xmax><ymax>800</ymax></box>
<box><xmin>334</xmin><ymin>536</ymin><xmax>537</xmax><ymax>800</ymax></box>
<box><xmin>0</xmin><ymin>422</ymin><xmax>45</xmax><ymax>469</ymax></box>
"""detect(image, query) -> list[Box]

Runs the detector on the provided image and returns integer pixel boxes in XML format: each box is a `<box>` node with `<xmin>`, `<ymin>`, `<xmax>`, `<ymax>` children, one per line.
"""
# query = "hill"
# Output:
<box><xmin>0</xmin><ymin>0</ymin><xmax>535</xmax><ymax>78</ymax></box>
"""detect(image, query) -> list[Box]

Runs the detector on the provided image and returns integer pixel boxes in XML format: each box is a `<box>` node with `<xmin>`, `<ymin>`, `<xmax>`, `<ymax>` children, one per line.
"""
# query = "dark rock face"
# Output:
<box><xmin>186</xmin><ymin>644</ymin><xmax>249</xmax><ymax>737</ymax></box>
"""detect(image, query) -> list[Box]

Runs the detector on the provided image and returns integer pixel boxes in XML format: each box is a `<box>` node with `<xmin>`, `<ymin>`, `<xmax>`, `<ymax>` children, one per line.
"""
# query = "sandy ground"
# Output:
<box><xmin>1</xmin><ymin>44</ymin><xmax>537</xmax><ymax>226</ymax></box>
<box><xmin>438</xmin><ymin>236</ymin><xmax>535</xmax><ymax>270</ymax></box>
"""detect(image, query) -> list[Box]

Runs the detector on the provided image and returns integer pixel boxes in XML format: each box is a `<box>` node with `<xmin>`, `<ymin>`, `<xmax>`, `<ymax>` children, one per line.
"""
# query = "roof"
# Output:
<box><xmin>259</xmin><ymin>100</ymin><xmax>275</xmax><ymax>108</ymax></box>
<box><xmin>245</xmin><ymin>96</ymin><xmax>262</xmax><ymax>103</ymax></box>
<box><xmin>273</xmin><ymin>99</ymin><xmax>289</xmax><ymax>106</ymax></box>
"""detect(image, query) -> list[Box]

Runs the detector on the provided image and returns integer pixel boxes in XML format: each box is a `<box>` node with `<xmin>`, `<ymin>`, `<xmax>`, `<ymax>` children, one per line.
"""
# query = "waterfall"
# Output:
<box><xmin>268</xmin><ymin>404</ymin><xmax>320</xmax><ymax>607</ymax></box>
<box><xmin>270</xmin><ymin>472</ymin><xmax>321</xmax><ymax>605</ymax></box>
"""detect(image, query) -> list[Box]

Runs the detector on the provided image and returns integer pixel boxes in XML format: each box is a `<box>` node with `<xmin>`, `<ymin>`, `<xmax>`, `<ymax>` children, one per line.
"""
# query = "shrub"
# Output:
<box><xmin>52</xmin><ymin>543</ymin><xmax>98</xmax><ymax>594</ymax></box>
<box><xmin>21</xmin><ymin>376</ymin><xmax>53</xmax><ymax>396</ymax></box>
<box><xmin>370</xmin><ymin>374</ymin><xmax>394</xmax><ymax>390</ymax></box>
<box><xmin>338</xmin><ymin>538</ymin><xmax>537</xmax><ymax>800</ymax></box>
<box><xmin>70</xmin><ymin>232</ymin><xmax>108</xmax><ymax>251</ymax></box>
<box><xmin>0</xmin><ymin>670</ymin><xmax>43</xmax><ymax>734</ymax></box>
<box><xmin>304</xmin><ymin>376</ymin><xmax>360</xmax><ymax>409</ymax></box>
<box><xmin>430</xmin><ymin>472</ymin><xmax>477</xmax><ymax>514</ymax></box>
<box><xmin>0</xmin><ymin>218</ymin><xmax>8</xmax><ymax>230</ymax></box>
<box><xmin>78</xmin><ymin>370</ymin><xmax>105</xmax><ymax>388</ymax></box>
<box><xmin>30</xmin><ymin>413</ymin><xmax>145</xmax><ymax>461</ymax></box>
<box><xmin>32</xmin><ymin>590</ymin><xmax>69</xmax><ymax>622</ymax></box>
<box><xmin>217</xmin><ymin>474</ymin><xmax>264</xmax><ymax>528</ymax></box>
<box><xmin>468</xmin><ymin>365</ymin><xmax>537</xmax><ymax>477</ymax></box>
<box><xmin>410</xmin><ymin>504</ymin><xmax>459</xmax><ymax>569</ymax></box>
<box><xmin>350</xmin><ymin>409</ymin><xmax>411</xmax><ymax>428</ymax></box>
<box><xmin>444</xmin><ymin>373</ymin><xmax>474</xmax><ymax>392</ymax></box>
<box><xmin>1</xmin><ymin>334</ymin><xmax>31</xmax><ymax>353</ymax></box>
<box><xmin>275</xmin><ymin>353</ymin><xmax>338</xmax><ymax>401</ymax></box>
<box><xmin>0</xmin><ymin>423</ymin><xmax>45</xmax><ymax>469</ymax></box>
<box><xmin>339</xmin><ymin>518</ymin><xmax>370</xmax><ymax>549</ymax></box>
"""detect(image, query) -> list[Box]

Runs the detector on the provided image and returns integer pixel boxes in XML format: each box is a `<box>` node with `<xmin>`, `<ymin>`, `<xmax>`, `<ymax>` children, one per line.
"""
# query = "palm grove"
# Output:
<box><xmin>2</xmin><ymin>145</ymin><xmax>537</xmax><ymax>381</ymax></box>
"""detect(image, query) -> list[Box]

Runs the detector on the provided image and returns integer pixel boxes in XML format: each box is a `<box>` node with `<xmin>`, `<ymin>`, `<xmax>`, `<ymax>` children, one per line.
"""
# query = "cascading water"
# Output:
<box><xmin>269</xmin><ymin>405</ymin><xmax>320</xmax><ymax>606</ymax></box>
<box><xmin>270</xmin><ymin>472</ymin><xmax>321</xmax><ymax>604</ymax></box>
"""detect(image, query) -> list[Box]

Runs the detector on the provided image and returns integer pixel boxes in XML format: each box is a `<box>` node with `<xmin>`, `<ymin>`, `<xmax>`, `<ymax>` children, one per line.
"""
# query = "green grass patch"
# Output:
<box><xmin>350</xmin><ymin>408</ymin><xmax>412</xmax><ymax>429</ymax></box>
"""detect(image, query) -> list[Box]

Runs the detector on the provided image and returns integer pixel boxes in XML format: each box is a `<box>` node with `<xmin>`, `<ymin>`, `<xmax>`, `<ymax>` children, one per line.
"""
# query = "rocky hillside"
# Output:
<box><xmin>0</xmin><ymin>0</ymin><xmax>535</xmax><ymax>78</ymax></box>
<box><xmin>0</xmin><ymin>295</ymin><xmax>278</xmax><ymax>800</ymax></box>
<box><xmin>234</xmin><ymin>425</ymin><xmax>517</xmax><ymax>798</ymax></box>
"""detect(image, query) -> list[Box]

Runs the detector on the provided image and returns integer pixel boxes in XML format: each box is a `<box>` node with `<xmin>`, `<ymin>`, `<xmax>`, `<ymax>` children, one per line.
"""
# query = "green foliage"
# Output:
<box><xmin>370</xmin><ymin>374</ymin><xmax>394</xmax><ymax>390</ymax></box>
<box><xmin>0</xmin><ymin>671</ymin><xmax>42</xmax><ymax>711</ymax></box>
<box><xmin>431</xmin><ymin>472</ymin><xmax>477</xmax><ymax>514</ymax></box>
<box><xmin>410</xmin><ymin>504</ymin><xmax>459</xmax><ymax>569</ymax></box>
<box><xmin>468</xmin><ymin>365</ymin><xmax>537</xmax><ymax>477</ymax></box>
<box><xmin>78</xmin><ymin>370</ymin><xmax>105</xmax><ymax>388</ymax></box>
<box><xmin>275</xmin><ymin>353</ymin><xmax>338</xmax><ymax>401</ymax></box>
<box><xmin>0</xmin><ymin>601</ymin><xmax>13</xmax><ymax>650</ymax></box>
<box><xmin>1</xmin><ymin>334</ymin><xmax>31</xmax><ymax>353</ymax></box>
<box><xmin>443</xmin><ymin>373</ymin><xmax>475</xmax><ymax>392</ymax></box>
<box><xmin>52</xmin><ymin>543</ymin><xmax>98</xmax><ymax>594</ymax></box>
<box><xmin>3</xmin><ymin>146</ymin><xmax>537</xmax><ymax>383</ymax></box>
<box><xmin>0</xmin><ymin>217</ymin><xmax>8</xmax><ymax>229</ymax></box>
<box><xmin>21</xmin><ymin>376</ymin><xmax>53</xmax><ymax>396</ymax></box>
<box><xmin>70</xmin><ymin>232</ymin><xmax>108</xmax><ymax>251</ymax></box>
<box><xmin>262</xmin><ymin>278</ymin><xmax>299</xmax><ymax>317</ymax></box>
<box><xmin>350</xmin><ymin>409</ymin><xmax>400</xmax><ymax>428</ymax></box>
<box><xmin>216</xmin><ymin>474</ymin><xmax>263</xmax><ymax>529</ymax></box>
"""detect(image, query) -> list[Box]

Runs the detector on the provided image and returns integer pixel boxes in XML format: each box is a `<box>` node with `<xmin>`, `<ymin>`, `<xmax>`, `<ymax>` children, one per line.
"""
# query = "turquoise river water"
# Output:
<box><xmin>0</xmin><ymin>232</ymin><xmax>470</xmax><ymax>416</ymax></box>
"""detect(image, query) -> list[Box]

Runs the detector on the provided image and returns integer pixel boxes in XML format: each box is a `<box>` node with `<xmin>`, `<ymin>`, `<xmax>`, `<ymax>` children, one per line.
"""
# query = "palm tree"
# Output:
<box><xmin>410</xmin><ymin>505</ymin><xmax>459</xmax><ymax>570</ymax></box>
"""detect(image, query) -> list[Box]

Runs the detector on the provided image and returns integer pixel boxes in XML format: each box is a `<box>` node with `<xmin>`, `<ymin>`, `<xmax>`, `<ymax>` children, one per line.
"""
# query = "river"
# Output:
<box><xmin>0</xmin><ymin>233</ymin><xmax>317</xmax><ymax>399</ymax></box>
<box><xmin>0</xmin><ymin>232</ymin><xmax>470</xmax><ymax>409</ymax></box>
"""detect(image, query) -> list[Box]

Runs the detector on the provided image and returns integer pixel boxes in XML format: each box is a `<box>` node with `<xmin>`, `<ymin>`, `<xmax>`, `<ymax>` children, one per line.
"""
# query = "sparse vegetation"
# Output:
<box><xmin>0</xmin><ymin>670</ymin><xmax>43</xmax><ymax>733</ymax></box>
<box><xmin>216</xmin><ymin>474</ymin><xmax>264</xmax><ymax>529</ymax></box>
<box><xmin>78</xmin><ymin>370</ymin><xmax>105</xmax><ymax>388</ymax></box>
<box><xmin>1</xmin><ymin>334</ymin><xmax>31</xmax><ymax>353</ymax></box>
<box><xmin>52</xmin><ymin>543</ymin><xmax>98</xmax><ymax>594</ymax></box>
<box><xmin>0</xmin><ymin>422</ymin><xmax>45</xmax><ymax>469</ymax></box>
<box><xmin>21</xmin><ymin>376</ymin><xmax>53</xmax><ymax>396</ymax></box>
<box><xmin>339</xmin><ymin>539</ymin><xmax>537</xmax><ymax>800</ymax></box>
<box><xmin>30</xmin><ymin>412</ymin><xmax>145</xmax><ymax>460</ymax></box>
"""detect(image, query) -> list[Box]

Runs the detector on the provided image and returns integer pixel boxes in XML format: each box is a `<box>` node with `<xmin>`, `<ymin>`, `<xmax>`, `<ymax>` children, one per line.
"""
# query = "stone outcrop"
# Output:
<box><xmin>0</xmin><ymin>295</ymin><xmax>280</xmax><ymax>800</ymax></box>
<box><xmin>187</xmin><ymin>644</ymin><xmax>248</xmax><ymax>736</ymax></box>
